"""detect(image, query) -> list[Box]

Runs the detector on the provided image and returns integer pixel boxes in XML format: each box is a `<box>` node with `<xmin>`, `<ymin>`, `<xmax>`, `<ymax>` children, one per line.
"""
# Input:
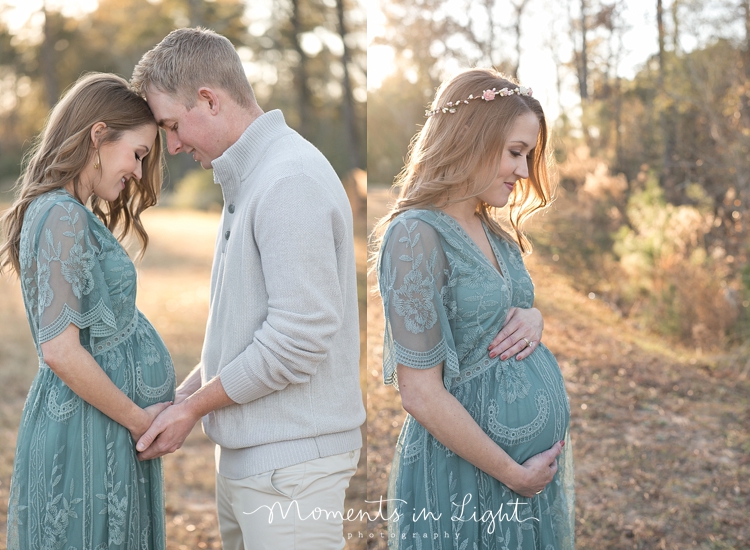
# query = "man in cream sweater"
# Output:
<box><xmin>131</xmin><ymin>28</ymin><xmax>365</xmax><ymax>549</ymax></box>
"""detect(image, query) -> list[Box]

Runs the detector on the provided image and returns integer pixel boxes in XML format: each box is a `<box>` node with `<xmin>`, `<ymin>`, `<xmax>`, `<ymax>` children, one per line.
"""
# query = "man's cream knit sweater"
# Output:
<box><xmin>200</xmin><ymin>110</ymin><xmax>365</xmax><ymax>479</ymax></box>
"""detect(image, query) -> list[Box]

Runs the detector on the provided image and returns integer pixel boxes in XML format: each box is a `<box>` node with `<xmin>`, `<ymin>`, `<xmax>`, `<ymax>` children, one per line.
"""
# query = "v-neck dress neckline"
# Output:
<box><xmin>436</xmin><ymin>210</ymin><xmax>510</xmax><ymax>283</ymax></box>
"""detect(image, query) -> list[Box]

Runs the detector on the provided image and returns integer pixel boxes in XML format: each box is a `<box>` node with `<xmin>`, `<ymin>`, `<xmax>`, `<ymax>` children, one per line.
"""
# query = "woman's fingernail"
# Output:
<box><xmin>489</xmin><ymin>352</ymin><xmax>496</xmax><ymax>358</ymax></box>
<box><xmin>560</xmin><ymin>440</ymin><xmax>565</xmax><ymax>447</ymax></box>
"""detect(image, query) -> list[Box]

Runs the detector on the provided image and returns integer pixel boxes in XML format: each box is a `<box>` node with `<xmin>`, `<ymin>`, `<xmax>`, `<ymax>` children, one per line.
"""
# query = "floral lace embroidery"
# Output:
<box><xmin>389</xmin><ymin>219</ymin><xmax>439</xmax><ymax>335</ymax></box>
<box><xmin>96</xmin><ymin>424</ymin><xmax>128</xmax><ymax>546</ymax></box>
<box><xmin>497</xmin><ymin>358</ymin><xmax>532</xmax><ymax>404</ymax></box>
<box><xmin>135</xmin><ymin>321</ymin><xmax>161</xmax><ymax>366</ymax></box>
<box><xmin>41</xmin><ymin>446</ymin><xmax>83</xmax><ymax>550</ymax></box>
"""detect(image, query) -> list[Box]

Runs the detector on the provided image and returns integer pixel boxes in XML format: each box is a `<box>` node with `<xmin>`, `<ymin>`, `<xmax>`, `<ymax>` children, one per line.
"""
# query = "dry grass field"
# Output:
<box><xmin>0</xmin><ymin>205</ymin><xmax>367</xmax><ymax>550</ymax></box>
<box><xmin>366</xmin><ymin>186</ymin><xmax>750</xmax><ymax>549</ymax></box>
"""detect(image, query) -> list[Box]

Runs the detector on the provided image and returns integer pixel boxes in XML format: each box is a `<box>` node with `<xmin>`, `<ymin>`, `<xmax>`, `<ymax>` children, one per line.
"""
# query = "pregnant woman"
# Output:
<box><xmin>375</xmin><ymin>68</ymin><xmax>574</xmax><ymax>548</ymax></box>
<box><xmin>0</xmin><ymin>73</ymin><xmax>175</xmax><ymax>549</ymax></box>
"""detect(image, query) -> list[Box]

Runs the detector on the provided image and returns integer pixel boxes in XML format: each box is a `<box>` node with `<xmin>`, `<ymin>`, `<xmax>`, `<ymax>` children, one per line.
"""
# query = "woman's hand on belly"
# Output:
<box><xmin>488</xmin><ymin>307</ymin><xmax>543</xmax><ymax>361</ymax></box>
<box><xmin>506</xmin><ymin>440</ymin><xmax>565</xmax><ymax>497</ymax></box>
<box><xmin>398</xmin><ymin>362</ymin><xmax>562</xmax><ymax>498</ymax></box>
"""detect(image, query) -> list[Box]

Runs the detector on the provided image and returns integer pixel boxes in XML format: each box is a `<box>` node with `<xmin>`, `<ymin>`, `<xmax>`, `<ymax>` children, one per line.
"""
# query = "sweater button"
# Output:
<box><xmin>225</xmin><ymin>230</ymin><xmax>230</xmax><ymax>240</ymax></box>
<box><xmin>228</xmin><ymin>204</ymin><xmax>235</xmax><ymax>214</ymax></box>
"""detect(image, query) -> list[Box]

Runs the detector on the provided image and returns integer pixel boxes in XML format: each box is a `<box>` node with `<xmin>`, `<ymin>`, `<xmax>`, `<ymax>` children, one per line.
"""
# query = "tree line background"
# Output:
<box><xmin>369</xmin><ymin>0</ymin><xmax>750</xmax><ymax>352</ymax></box>
<box><xmin>0</xmin><ymin>0</ymin><xmax>366</xmax><ymax>208</ymax></box>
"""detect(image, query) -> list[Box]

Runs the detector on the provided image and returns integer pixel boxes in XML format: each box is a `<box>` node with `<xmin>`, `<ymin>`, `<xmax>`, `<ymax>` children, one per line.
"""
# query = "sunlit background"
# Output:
<box><xmin>368</xmin><ymin>0</ymin><xmax>666</xmax><ymax>120</ymax></box>
<box><xmin>0</xmin><ymin>0</ymin><xmax>366</xmax><ymax>201</ymax></box>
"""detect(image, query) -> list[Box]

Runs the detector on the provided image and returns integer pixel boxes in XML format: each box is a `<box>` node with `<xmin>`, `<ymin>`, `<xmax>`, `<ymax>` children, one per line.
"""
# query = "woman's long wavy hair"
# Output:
<box><xmin>0</xmin><ymin>72</ymin><xmax>164</xmax><ymax>275</ymax></box>
<box><xmin>372</xmin><ymin>68</ymin><xmax>556</xmax><ymax>254</ymax></box>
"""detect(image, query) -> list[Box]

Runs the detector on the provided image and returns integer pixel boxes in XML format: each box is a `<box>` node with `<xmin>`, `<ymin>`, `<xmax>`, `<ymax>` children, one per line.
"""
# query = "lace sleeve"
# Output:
<box><xmin>377</xmin><ymin>215</ymin><xmax>459</xmax><ymax>389</ymax></box>
<box><xmin>34</xmin><ymin>201</ymin><xmax>117</xmax><ymax>344</ymax></box>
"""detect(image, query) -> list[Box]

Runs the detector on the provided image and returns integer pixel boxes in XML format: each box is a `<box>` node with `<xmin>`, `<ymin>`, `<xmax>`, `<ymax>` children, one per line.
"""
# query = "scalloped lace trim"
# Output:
<box><xmin>486</xmin><ymin>389</ymin><xmax>551</xmax><ymax>445</ymax></box>
<box><xmin>135</xmin><ymin>360</ymin><xmax>175</xmax><ymax>401</ymax></box>
<box><xmin>38</xmin><ymin>299</ymin><xmax>117</xmax><ymax>344</ymax></box>
<box><xmin>383</xmin><ymin>336</ymin><xmax>460</xmax><ymax>391</ymax></box>
<box><xmin>45</xmin><ymin>386</ymin><xmax>80</xmax><ymax>423</ymax></box>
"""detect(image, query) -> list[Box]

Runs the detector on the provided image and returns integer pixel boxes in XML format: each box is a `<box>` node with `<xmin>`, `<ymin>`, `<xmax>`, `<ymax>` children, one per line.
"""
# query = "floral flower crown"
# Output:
<box><xmin>425</xmin><ymin>86</ymin><xmax>533</xmax><ymax>118</ymax></box>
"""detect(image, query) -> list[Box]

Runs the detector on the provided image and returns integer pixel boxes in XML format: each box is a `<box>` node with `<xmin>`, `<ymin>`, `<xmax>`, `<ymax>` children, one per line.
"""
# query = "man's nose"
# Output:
<box><xmin>166</xmin><ymin>133</ymin><xmax>181</xmax><ymax>155</ymax></box>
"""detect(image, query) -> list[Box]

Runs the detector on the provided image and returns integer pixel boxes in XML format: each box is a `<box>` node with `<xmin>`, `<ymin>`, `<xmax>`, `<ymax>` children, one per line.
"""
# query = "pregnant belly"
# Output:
<box><xmin>130</xmin><ymin>312</ymin><xmax>176</xmax><ymax>406</ymax></box>
<box><xmin>454</xmin><ymin>344</ymin><xmax>570</xmax><ymax>464</ymax></box>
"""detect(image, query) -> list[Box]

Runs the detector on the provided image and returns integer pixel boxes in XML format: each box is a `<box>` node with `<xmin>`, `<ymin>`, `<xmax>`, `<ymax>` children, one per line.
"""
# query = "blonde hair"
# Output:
<box><xmin>131</xmin><ymin>27</ymin><xmax>255</xmax><ymax>109</ymax></box>
<box><xmin>0</xmin><ymin>72</ymin><xmax>164</xmax><ymax>275</ymax></box>
<box><xmin>373</xmin><ymin>68</ymin><xmax>556</xmax><ymax>253</ymax></box>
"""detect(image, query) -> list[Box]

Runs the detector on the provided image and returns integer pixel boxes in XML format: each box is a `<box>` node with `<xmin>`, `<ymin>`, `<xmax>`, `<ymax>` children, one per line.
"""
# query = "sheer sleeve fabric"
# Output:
<box><xmin>377</xmin><ymin>215</ymin><xmax>459</xmax><ymax>389</ymax></box>
<box><xmin>33</xmin><ymin>200</ymin><xmax>117</xmax><ymax>345</ymax></box>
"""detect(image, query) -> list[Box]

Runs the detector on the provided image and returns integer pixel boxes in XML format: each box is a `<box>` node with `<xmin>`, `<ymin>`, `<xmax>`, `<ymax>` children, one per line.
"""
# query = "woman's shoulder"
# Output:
<box><xmin>27</xmin><ymin>189</ymin><xmax>91</xmax><ymax>224</ymax></box>
<box><xmin>26</xmin><ymin>189</ymin><xmax>112</xmax><ymax>248</ymax></box>
<box><xmin>384</xmin><ymin>209</ymin><xmax>445</xmax><ymax>244</ymax></box>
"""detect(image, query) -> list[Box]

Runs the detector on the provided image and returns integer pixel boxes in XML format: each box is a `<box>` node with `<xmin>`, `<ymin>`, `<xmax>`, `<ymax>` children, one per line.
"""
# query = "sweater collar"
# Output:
<box><xmin>211</xmin><ymin>109</ymin><xmax>291</xmax><ymax>198</ymax></box>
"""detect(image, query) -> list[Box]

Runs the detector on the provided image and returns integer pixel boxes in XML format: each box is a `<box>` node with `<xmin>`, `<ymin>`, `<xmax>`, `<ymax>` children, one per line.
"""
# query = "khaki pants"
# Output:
<box><xmin>216</xmin><ymin>449</ymin><xmax>360</xmax><ymax>550</ymax></box>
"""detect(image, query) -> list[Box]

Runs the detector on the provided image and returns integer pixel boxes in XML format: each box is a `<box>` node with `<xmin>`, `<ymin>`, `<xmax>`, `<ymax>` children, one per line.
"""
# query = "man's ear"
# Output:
<box><xmin>197</xmin><ymin>87</ymin><xmax>220</xmax><ymax>115</ymax></box>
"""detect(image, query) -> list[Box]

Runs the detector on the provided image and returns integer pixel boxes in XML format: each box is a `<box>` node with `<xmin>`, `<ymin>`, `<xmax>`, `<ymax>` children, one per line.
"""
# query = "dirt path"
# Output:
<box><xmin>366</xmin><ymin>186</ymin><xmax>750</xmax><ymax>549</ymax></box>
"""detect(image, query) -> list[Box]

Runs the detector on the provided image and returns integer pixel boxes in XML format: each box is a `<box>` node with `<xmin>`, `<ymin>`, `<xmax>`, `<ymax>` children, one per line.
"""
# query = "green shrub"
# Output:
<box><xmin>612</xmin><ymin>177</ymin><xmax>735</xmax><ymax>346</ymax></box>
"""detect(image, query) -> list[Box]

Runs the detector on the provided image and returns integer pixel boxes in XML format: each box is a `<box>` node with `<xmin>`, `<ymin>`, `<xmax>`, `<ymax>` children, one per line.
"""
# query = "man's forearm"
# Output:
<box><xmin>181</xmin><ymin>375</ymin><xmax>236</xmax><ymax>419</ymax></box>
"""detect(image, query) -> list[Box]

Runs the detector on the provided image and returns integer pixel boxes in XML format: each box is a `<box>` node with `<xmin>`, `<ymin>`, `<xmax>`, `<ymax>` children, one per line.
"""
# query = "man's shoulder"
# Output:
<box><xmin>255</xmin><ymin>132</ymin><xmax>334</xmax><ymax>177</ymax></box>
<box><xmin>248</xmin><ymin>142</ymin><xmax>343</xmax><ymax>203</ymax></box>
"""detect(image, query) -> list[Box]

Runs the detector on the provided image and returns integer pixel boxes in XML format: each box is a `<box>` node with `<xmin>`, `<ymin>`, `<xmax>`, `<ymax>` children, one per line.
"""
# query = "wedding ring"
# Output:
<box><xmin>523</xmin><ymin>338</ymin><xmax>531</xmax><ymax>347</ymax></box>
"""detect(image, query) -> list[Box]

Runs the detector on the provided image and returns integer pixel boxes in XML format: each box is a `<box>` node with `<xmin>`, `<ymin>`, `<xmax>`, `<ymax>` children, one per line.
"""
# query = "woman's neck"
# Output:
<box><xmin>439</xmin><ymin>198</ymin><xmax>481</xmax><ymax>228</ymax></box>
<box><xmin>63</xmin><ymin>180</ymin><xmax>93</xmax><ymax>204</ymax></box>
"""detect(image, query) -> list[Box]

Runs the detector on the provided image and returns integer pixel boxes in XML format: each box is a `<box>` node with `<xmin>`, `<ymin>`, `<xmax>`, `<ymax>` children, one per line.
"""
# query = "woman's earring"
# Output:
<box><xmin>93</xmin><ymin>150</ymin><xmax>101</xmax><ymax>170</ymax></box>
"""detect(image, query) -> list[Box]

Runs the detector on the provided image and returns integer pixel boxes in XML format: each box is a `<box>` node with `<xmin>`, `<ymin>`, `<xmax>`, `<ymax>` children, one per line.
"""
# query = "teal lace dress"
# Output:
<box><xmin>378</xmin><ymin>210</ymin><xmax>574</xmax><ymax>549</ymax></box>
<box><xmin>7</xmin><ymin>189</ymin><xmax>176</xmax><ymax>550</ymax></box>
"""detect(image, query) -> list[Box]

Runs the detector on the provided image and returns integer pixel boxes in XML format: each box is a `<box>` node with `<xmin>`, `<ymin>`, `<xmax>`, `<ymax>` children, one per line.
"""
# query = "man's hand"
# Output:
<box><xmin>136</xmin><ymin>402</ymin><xmax>199</xmax><ymax>461</ymax></box>
<box><xmin>129</xmin><ymin>401</ymin><xmax>172</xmax><ymax>443</ymax></box>
<box><xmin>136</xmin><ymin>374</ymin><xmax>235</xmax><ymax>460</ymax></box>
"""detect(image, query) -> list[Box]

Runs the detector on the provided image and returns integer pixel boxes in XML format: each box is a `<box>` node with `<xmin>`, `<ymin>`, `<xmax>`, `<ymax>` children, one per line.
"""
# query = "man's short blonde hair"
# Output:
<box><xmin>132</xmin><ymin>27</ymin><xmax>255</xmax><ymax>109</ymax></box>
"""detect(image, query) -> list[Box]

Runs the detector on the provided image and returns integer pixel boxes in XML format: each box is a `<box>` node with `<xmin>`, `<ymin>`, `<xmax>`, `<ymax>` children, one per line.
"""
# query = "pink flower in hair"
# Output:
<box><xmin>482</xmin><ymin>89</ymin><xmax>496</xmax><ymax>101</ymax></box>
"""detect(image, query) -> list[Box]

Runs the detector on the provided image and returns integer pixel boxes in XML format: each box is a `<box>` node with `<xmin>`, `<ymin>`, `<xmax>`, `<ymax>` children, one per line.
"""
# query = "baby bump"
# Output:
<box><xmin>130</xmin><ymin>312</ymin><xmax>176</xmax><ymax>405</ymax></box>
<box><xmin>456</xmin><ymin>345</ymin><xmax>570</xmax><ymax>464</ymax></box>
